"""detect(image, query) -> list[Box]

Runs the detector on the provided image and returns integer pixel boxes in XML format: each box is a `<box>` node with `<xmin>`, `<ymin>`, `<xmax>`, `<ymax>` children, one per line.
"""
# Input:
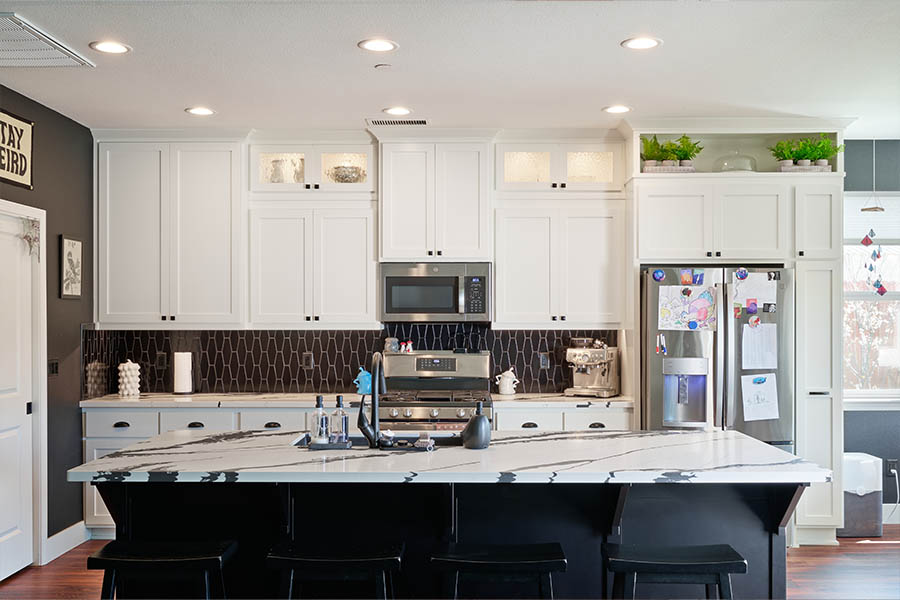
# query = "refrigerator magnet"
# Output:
<box><xmin>735</xmin><ymin>267</ymin><xmax>749</xmax><ymax>280</ymax></box>
<box><xmin>680</xmin><ymin>269</ymin><xmax>693</xmax><ymax>284</ymax></box>
<box><xmin>733</xmin><ymin>304</ymin><xmax>742</xmax><ymax>318</ymax></box>
<box><xmin>692</xmin><ymin>270</ymin><xmax>705</xmax><ymax>285</ymax></box>
<box><xmin>748</xmin><ymin>315</ymin><xmax>761</xmax><ymax>328</ymax></box>
<box><xmin>746</xmin><ymin>298</ymin><xmax>758</xmax><ymax>314</ymax></box>
<box><xmin>652</xmin><ymin>269</ymin><xmax>666</xmax><ymax>282</ymax></box>
<box><xmin>763</xmin><ymin>303</ymin><xmax>776</xmax><ymax>313</ymax></box>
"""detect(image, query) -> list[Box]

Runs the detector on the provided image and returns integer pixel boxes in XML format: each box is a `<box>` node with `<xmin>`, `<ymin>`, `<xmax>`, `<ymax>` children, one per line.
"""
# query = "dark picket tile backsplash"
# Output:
<box><xmin>82</xmin><ymin>325</ymin><xmax>615</xmax><ymax>398</ymax></box>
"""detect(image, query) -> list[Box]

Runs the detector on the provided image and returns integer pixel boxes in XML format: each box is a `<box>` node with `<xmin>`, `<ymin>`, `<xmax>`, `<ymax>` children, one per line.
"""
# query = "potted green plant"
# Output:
<box><xmin>794</xmin><ymin>137</ymin><xmax>818</xmax><ymax>167</ymax></box>
<box><xmin>640</xmin><ymin>135</ymin><xmax>664</xmax><ymax>168</ymax></box>
<box><xmin>768</xmin><ymin>140</ymin><xmax>797</xmax><ymax>168</ymax></box>
<box><xmin>660</xmin><ymin>141</ymin><xmax>679</xmax><ymax>166</ymax></box>
<box><xmin>813</xmin><ymin>133</ymin><xmax>844</xmax><ymax>166</ymax></box>
<box><xmin>673</xmin><ymin>135</ymin><xmax>704</xmax><ymax>167</ymax></box>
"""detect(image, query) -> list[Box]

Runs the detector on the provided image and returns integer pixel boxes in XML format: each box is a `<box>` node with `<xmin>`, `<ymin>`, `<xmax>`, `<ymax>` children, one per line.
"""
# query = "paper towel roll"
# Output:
<box><xmin>173</xmin><ymin>352</ymin><xmax>193</xmax><ymax>394</ymax></box>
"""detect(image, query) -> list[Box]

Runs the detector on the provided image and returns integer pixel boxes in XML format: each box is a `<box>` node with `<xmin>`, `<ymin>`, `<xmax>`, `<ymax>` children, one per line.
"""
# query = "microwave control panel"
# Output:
<box><xmin>464</xmin><ymin>276</ymin><xmax>487</xmax><ymax>314</ymax></box>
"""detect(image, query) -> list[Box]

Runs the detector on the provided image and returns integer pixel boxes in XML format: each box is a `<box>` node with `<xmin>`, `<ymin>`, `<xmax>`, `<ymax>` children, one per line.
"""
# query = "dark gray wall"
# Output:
<box><xmin>0</xmin><ymin>86</ymin><xmax>93</xmax><ymax>535</ymax></box>
<box><xmin>844</xmin><ymin>411</ymin><xmax>900</xmax><ymax>503</ymax></box>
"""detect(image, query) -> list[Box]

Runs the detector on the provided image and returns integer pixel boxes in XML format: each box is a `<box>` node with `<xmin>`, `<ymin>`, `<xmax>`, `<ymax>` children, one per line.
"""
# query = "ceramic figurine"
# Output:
<box><xmin>117</xmin><ymin>360</ymin><xmax>140</xmax><ymax>398</ymax></box>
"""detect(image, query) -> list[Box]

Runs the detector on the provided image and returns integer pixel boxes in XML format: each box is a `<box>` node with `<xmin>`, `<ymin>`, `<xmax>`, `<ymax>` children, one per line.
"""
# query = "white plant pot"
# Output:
<box><xmin>815</xmin><ymin>159</ymin><xmax>829</xmax><ymax>166</ymax></box>
<box><xmin>661</xmin><ymin>160</ymin><xmax>677</xmax><ymax>167</ymax></box>
<box><xmin>643</xmin><ymin>160</ymin><xmax>657</xmax><ymax>168</ymax></box>
<box><xmin>778</xmin><ymin>159</ymin><xmax>794</xmax><ymax>168</ymax></box>
<box><xmin>680</xmin><ymin>160</ymin><xmax>693</xmax><ymax>167</ymax></box>
<box><xmin>797</xmin><ymin>159</ymin><xmax>811</xmax><ymax>167</ymax></box>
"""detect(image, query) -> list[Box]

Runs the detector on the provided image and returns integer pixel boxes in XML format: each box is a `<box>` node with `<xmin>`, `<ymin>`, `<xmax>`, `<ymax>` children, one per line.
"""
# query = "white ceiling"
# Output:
<box><xmin>2</xmin><ymin>0</ymin><xmax>899</xmax><ymax>137</ymax></box>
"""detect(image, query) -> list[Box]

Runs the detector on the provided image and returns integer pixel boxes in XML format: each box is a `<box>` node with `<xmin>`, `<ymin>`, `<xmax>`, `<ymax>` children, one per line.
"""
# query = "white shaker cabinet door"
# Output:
<box><xmin>84</xmin><ymin>438</ymin><xmax>139</xmax><ymax>527</ymax></box>
<box><xmin>169</xmin><ymin>143</ymin><xmax>241</xmax><ymax>323</ymax></box>
<box><xmin>380</xmin><ymin>143</ymin><xmax>435</xmax><ymax>260</ymax></box>
<box><xmin>495</xmin><ymin>209</ymin><xmax>558</xmax><ymax>325</ymax></box>
<box><xmin>313</xmin><ymin>208</ymin><xmax>377</xmax><ymax>324</ymax></box>
<box><xmin>714</xmin><ymin>183</ymin><xmax>790</xmax><ymax>260</ymax></box>
<box><xmin>250</xmin><ymin>209</ymin><xmax>314</xmax><ymax>324</ymax></box>
<box><xmin>637</xmin><ymin>183</ymin><xmax>714</xmax><ymax>260</ymax></box>
<box><xmin>558</xmin><ymin>207</ymin><xmax>624</xmax><ymax>326</ymax></box>
<box><xmin>98</xmin><ymin>143</ymin><xmax>170</xmax><ymax>323</ymax></box>
<box><xmin>795</xmin><ymin>183</ymin><xmax>842</xmax><ymax>260</ymax></box>
<box><xmin>434</xmin><ymin>143</ymin><xmax>491</xmax><ymax>259</ymax></box>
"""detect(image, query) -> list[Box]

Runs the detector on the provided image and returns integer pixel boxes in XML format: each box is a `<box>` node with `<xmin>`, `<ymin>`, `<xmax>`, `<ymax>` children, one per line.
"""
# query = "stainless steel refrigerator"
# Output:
<box><xmin>640</xmin><ymin>265</ymin><xmax>794</xmax><ymax>451</ymax></box>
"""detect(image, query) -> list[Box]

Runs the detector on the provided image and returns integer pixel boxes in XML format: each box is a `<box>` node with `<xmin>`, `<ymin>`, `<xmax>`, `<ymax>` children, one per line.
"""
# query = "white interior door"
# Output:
<box><xmin>0</xmin><ymin>212</ymin><xmax>34</xmax><ymax>581</ymax></box>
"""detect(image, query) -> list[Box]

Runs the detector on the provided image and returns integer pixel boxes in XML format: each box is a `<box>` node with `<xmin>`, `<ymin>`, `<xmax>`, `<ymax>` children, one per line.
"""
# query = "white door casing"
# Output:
<box><xmin>0</xmin><ymin>211</ymin><xmax>34</xmax><ymax>580</ymax></box>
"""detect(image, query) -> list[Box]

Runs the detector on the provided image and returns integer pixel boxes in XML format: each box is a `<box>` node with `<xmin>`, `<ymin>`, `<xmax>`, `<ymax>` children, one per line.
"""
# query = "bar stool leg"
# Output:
<box><xmin>207</xmin><ymin>566</ymin><xmax>226</xmax><ymax>599</ymax></box>
<box><xmin>279</xmin><ymin>568</ymin><xmax>294</xmax><ymax>599</ymax></box>
<box><xmin>706</xmin><ymin>582</ymin><xmax>718</xmax><ymax>599</ymax></box>
<box><xmin>622</xmin><ymin>572</ymin><xmax>636</xmax><ymax>600</ymax></box>
<box><xmin>203</xmin><ymin>570</ymin><xmax>211</xmax><ymax>600</ymax></box>
<box><xmin>611</xmin><ymin>573</ymin><xmax>623</xmax><ymax>599</ymax></box>
<box><xmin>100</xmin><ymin>569</ymin><xmax>116</xmax><ymax>600</ymax></box>
<box><xmin>539</xmin><ymin>573</ymin><xmax>554</xmax><ymax>599</ymax></box>
<box><xmin>717</xmin><ymin>574</ymin><xmax>733</xmax><ymax>600</ymax></box>
<box><xmin>375</xmin><ymin>571</ymin><xmax>387</xmax><ymax>600</ymax></box>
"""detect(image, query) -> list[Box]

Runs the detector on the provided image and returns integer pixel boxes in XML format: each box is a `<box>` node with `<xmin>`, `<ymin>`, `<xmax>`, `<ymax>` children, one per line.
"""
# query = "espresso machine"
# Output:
<box><xmin>563</xmin><ymin>338</ymin><xmax>620</xmax><ymax>398</ymax></box>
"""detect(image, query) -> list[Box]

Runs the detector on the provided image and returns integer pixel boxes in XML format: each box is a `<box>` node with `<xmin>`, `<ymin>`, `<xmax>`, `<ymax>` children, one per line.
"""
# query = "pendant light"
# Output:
<box><xmin>861</xmin><ymin>140</ymin><xmax>885</xmax><ymax>212</ymax></box>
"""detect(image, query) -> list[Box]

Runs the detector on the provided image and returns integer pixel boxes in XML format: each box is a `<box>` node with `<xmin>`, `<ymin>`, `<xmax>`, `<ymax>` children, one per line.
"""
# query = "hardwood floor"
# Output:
<box><xmin>0</xmin><ymin>527</ymin><xmax>897</xmax><ymax>599</ymax></box>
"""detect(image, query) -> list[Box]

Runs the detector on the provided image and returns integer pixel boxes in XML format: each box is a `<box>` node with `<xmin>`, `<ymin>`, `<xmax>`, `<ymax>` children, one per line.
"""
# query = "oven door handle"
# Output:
<box><xmin>458</xmin><ymin>276</ymin><xmax>466</xmax><ymax>315</ymax></box>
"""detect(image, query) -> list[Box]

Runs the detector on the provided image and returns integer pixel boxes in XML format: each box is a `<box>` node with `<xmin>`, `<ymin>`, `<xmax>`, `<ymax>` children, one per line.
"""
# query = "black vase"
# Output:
<box><xmin>462</xmin><ymin>401</ymin><xmax>491</xmax><ymax>449</ymax></box>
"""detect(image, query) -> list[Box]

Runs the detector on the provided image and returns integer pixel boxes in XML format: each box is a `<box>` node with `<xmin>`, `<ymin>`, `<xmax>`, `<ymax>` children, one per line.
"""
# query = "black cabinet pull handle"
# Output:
<box><xmin>437</xmin><ymin>250</ymin><xmax>443</xmax><ymax>256</ymax></box>
<box><xmin>314</xmin><ymin>316</ymin><xmax>320</xmax><ymax>321</ymax></box>
<box><xmin>305</xmin><ymin>316</ymin><xmax>311</xmax><ymax>321</ymax></box>
<box><xmin>522</xmin><ymin>422</ymin><xmax>538</xmax><ymax>428</ymax></box>
<box><xmin>560</xmin><ymin>315</ymin><xmax>566</xmax><ymax>321</ymax></box>
<box><xmin>551</xmin><ymin>182</ymin><xmax>558</xmax><ymax>188</ymax></box>
<box><xmin>715</xmin><ymin>251</ymin><xmax>722</xmax><ymax>257</ymax></box>
<box><xmin>187</xmin><ymin>421</ymin><xmax>204</xmax><ymax>429</ymax></box>
<box><xmin>589</xmin><ymin>422</ymin><xmax>606</xmax><ymax>429</ymax></box>
<box><xmin>560</xmin><ymin>182</ymin><xmax>567</xmax><ymax>189</ymax></box>
<box><xmin>551</xmin><ymin>315</ymin><xmax>557</xmax><ymax>321</ymax></box>
<box><xmin>427</xmin><ymin>250</ymin><xmax>434</xmax><ymax>256</ymax></box>
<box><xmin>706</xmin><ymin>251</ymin><xmax>713</xmax><ymax>257</ymax></box>
<box><xmin>264</xmin><ymin>421</ymin><xmax>282</xmax><ymax>429</ymax></box>
<box><xmin>160</xmin><ymin>315</ymin><xmax>166</xmax><ymax>321</ymax></box>
<box><xmin>113</xmin><ymin>421</ymin><xmax>130</xmax><ymax>428</ymax></box>
<box><xmin>799</xmin><ymin>250</ymin><xmax>805</xmax><ymax>256</ymax></box>
<box><xmin>170</xmin><ymin>315</ymin><xmax>176</xmax><ymax>321</ymax></box>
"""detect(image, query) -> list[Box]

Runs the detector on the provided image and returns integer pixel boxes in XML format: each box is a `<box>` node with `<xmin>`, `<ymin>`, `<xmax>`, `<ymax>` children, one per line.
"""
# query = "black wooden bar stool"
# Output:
<box><xmin>86</xmin><ymin>539</ymin><xmax>238</xmax><ymax>599</ymax></box>
<box><xmin>430</xmin><ymin>542</ymin><xmax>567</xmax><ymax>599</ymax></box>
<box><xmin>266</xmin><ymin>541</ymin><xmax>404</xmax><ymax>599</ymax></box>
<box><xmin>602</xmin><ymin>543</ymin><xmax>747</xmax><ymax>599</ymax></box>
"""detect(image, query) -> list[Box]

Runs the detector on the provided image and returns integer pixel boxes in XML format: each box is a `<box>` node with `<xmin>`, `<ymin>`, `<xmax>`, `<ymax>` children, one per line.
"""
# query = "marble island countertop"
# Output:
<box><xmin>68</xmin><ymin>428</ymin><xmax>830</xmax><ymax>485</ymax></box>
<box><xmin>80</xmin><ymin>392</ymin><xmax>633</xmax><ymax>409</ymax></box>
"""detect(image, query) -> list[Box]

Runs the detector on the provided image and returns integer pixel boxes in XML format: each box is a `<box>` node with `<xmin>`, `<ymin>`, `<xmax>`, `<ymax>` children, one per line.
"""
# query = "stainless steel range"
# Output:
<box><xmin>378</xmin><ymin>350</ymin><xmax>492</xmax><ymax>431</ymax></box>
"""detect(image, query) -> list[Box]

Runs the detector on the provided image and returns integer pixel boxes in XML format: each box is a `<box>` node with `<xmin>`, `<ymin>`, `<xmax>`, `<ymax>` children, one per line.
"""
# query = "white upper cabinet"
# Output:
<box><xmin>98</xmin><ymin>143</ymin><xmax>170</xmax><ymax>323</ymax></box>
<box><xmin>380</xmin><ymin>142</ymin><xmax>490</xmax><ymax>261</ymax></box>
<box><xmin>170</xmin><ymin>144</ymin><xmax>241</xmax><ymax>323</ymax></box>
<box><xmin>99</xmin><ymin>142</ymin><xmax>241</xmax><ymax>325</ymax></box>
<box><xmin>250</xmin><ymin>207</ymin><xmax>378</xmax><ymax>327</ymax></box>
<box><xmin>714</xmin><ymin>183</ymin><xmax>790</xmax><ymax>260</ymax></box>
<box><xmin>249</xmin><ymin>209</ymin><xmax>314</xmax><ymax>324</ymax></box>
<box><xmin>795</xmin><ymin>183</ymin><xmax>842</xmax><ymax>260</ymax></box>
<box><xmin>249</xmin><ymin>144</ymin><xmax>375</xmax><ymax>193</ymax></box>
<box><xmin>637</xmin><ymin>183</ymin><xmax>714</xmax><ymax>260</ymax></box>
<box><xmin>495</xmin><ymin>205</ymin><xmax>624</xmax><ymax>328</ymax></box>
<box><xmin>496</xmin><ymin>142</ymin><xmax>624</xmax><ymax>192</ymax></box>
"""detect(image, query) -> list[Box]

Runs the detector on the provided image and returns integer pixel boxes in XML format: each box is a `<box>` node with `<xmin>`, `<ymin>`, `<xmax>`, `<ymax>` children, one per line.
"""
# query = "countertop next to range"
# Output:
<box><xmin>79</xmin><ymin>392</ymin><xmax>635</xmax><ymax>409</ymax></box>
<box><xmin>67</xmin><ymin>428</ymin><xmax>829</xmax><ymax>485</ymax></box>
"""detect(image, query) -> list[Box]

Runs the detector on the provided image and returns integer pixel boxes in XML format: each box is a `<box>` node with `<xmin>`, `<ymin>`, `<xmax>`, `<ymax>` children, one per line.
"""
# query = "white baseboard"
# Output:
<box><xmin>41</xmin><ymin>521</ymin><xmax>90</xmax><ymax>565</ymax></box>
<box><xmin>884</xmin><ymin>503</ymin><xmax>900</xmax><ymax>524</ymax></box>
<box><xmin>795</xmin><ymin>526</ymin><xmax>839</xmax><ymax>546</ymax></box>
<box><xmin>88</xmin><ymin>527</ymin><xmax>116</xmax><ymax>540</ymax></box>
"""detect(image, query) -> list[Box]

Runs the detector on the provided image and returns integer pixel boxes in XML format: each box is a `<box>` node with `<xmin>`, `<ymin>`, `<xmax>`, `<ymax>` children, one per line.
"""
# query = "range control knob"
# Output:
<box><xmin>389</xmin><ymin>408</ymin><xmax>400</xmax><ymax>418</ymax></box>
<box><xmin>403</xmin><ymin>408</ymin><xmax>413</xmax><ymax>418</ymax></box>
<box><xmin>430</xmin><ymin>408</ymin><xmax>441</xmax><ymax>418</ymax></box>
<box><xmin>457</xmin><ymin>408</ymin><xmax>468</xmax><ymax>418</ymax></box>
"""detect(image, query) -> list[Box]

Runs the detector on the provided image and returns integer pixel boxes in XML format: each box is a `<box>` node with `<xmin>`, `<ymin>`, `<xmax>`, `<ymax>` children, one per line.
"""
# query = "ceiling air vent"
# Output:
<box><xmin>366</xmin><ymin>118</ymin><xmax>428</xmax><ymax>127</ymax></box>
<box><xmin>0</xmin><ymin>13</ymin><xmax>94</xmax><ymax>67</ymax></box>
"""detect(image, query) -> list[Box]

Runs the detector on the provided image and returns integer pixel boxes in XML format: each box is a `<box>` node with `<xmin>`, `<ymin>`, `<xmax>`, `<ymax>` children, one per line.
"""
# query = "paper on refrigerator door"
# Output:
<box><xmin>741</xmin><ymin>323</ymin><xmax>778</xmax><ymax>369</ymax></box>
<box><xmin>732</xmin><ymin>272</ymin><xmax>776</xmax><ymax>310</ymax></box>
<box><xmin>657</xmin><ymin>285</ymin><xmax>718</xmax><ymax>331</ymax></box>
<box><xmin>741</xmin><ymin>373</ymin><xmax>779</xmax><ymax>422</ymax></box>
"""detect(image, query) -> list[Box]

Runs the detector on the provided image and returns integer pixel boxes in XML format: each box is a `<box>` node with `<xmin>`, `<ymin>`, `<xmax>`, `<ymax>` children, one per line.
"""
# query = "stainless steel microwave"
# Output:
<box><xmin>380</xmin><ymin>263</ymin><xmax>491</xmax><ymax>322</ymax></box>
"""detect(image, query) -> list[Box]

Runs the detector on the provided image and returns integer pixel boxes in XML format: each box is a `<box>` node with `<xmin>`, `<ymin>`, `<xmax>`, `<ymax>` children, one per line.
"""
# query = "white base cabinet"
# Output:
<box><xmin>494</xmin><ymin>406</ymin><xmax>633</xmax><ymax>431</ymax></box>
<box><xmin>495</xmin><ymin>206</ymin><xmax>624</xmax><ymax>328</ymax></box>
<box><xmin>83</xmin><ymin>438</ymin><xmax>138</xmax><ymax>527</ymax></box>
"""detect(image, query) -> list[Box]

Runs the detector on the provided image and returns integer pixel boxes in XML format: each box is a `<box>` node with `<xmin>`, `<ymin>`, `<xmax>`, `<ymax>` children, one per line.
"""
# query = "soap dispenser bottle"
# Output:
<box><xmin>311</xmin><ymin>395</ymin><xmax>330</xmax><ymax>444</ymax></box>
<box><xmin>462</xmin><ymin>401</ymin><xmax>491</xmax><ymax>449</ymax></box>
<box><xmin>331</xmin><ymin>395</ymin><xmax>349</xmax><ymax>443</ymax></box>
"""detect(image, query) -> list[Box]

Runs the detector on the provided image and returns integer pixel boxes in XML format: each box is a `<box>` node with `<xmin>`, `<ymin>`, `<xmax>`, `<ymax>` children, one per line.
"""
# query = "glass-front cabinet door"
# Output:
<box><xmin>250</xmin><ymin>145</ymin><xmax>313</xmax><ymax>192</ymax></box>
<box><xmin>496</xmin><ymin>144</ymin><xmax>556</xmax><ymax>191</ymax></box>
<box><xmin>317</xmin><ymin>145</ymin><xmax>375</xmax><ymax>191</ymax></box>
<box><xmin>250</xmin><ymin>144</ymin><xmax>375</xmax><ymax>193</ymax></box>
<box><xmin>496</xmin><ymin>142</ymin><xmax>623</xmax><ymax>192</ymax></box>
<box><xmin>563</xmin><ymin>143</ymin><xmax>623</xmax><ymax>191</ymax></box>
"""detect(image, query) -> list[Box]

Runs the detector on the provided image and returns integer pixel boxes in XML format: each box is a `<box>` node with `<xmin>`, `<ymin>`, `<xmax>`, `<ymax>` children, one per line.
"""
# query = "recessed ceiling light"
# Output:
<box><xmin>185</xmin><ymin>106</ymin><xmax>216</xmax><ymax>116</ymax></box>
<box><xmin>383</xmin><ymin>106</ymin><xmax>411</xmax><ymax>116</ymax></box>
<box><xmin>603</xmin><ymin>105</ymin><xmax>631</xmax><ymax>114</ymax></box>
<box><xmin>620</xmin><ymin>37</ymin><xmax>662</xmax><ymax>50</ymax></box>
<box><xmin>358</xmin><ymin>38</ymin><xmax>398</xmax><ymax>52</ymax></box>
<box><xmin>89</xmin><ymin>40</ymin><xmax>131</xmax><ymax>54</ymax></box>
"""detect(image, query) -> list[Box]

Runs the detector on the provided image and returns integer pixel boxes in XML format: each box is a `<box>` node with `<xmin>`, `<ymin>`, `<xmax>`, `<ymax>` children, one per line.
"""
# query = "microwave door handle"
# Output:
<box><xmin>458</xmin><ymin>277</ymin><xmax>466</xmax><ymax>314</ymax></box>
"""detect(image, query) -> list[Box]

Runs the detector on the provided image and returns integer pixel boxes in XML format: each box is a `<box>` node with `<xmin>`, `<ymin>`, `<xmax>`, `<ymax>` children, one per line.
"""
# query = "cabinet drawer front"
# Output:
<box><xmin>496</xmin><ymin>410</ymin><xmax>563</xmax><ymax>431</ymax></box>
<box><xmin>239</xmin><ymin>410</ymin><xmax>307</xmax><ymax>431</ymax></box>
<box><xmin>85</xmin><ymin>410</ymin><xmax>159</xmax><ymax>438</ymax></box>
<box><xmin>159</xmin><ymin>410</ymin><xmax>236</xmax><ymax>433</ymax></box>
<box><xmin>564</xmin><ymin>409</ymin><xmax>632</xmax><ymax>431</ymax></box>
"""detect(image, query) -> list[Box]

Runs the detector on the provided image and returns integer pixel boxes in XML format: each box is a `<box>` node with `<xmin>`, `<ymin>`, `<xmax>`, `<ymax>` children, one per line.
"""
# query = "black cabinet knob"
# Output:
<box><xmin>187</xmin><ymin>421</ymin><xmax>204</xmax><ymax>429</ymax></box>
<box><xmin>715</xmin><ymin>251</ymin><xmax>722</xmax><ymax>257</ymax></box>
<box><xmin>264</xmin><ymin>422</ymin><xmax>282</xmax><ymax>429</ymax></box>
<box><xmin>160</xmin><ymin>315</ymin><xmax>166</xmax><ymax>321</ymax></box>
<box><xmin>551</xmin><ymin>315</ymin><xmax>558</xmax><ymax>321</ymax></box>
<box><xmin>706</xmin><ymin>251</ymin><xmax>713</xmax><ymax>257</ymax></box>
<box><xmin>314</xmin><ymin>183</ymin><xmax>320</xmax><ymax>190</ymax></box>
<box><xmin>551</xmin><ymin>182</ymin><xmax>558</xmax><ymax>188</ymax></box>
<box><xmin>427</xmin><ymin>250</ymin><xmax>433</xmax><ymax>256</ymax></box>
<box><xmin>589</xmin><ymin>422</ymin><xmax>606</xmax><ymax>429</ymax></box>
<box><xmin>560</xmin><ymin>182</ymin><xmax>567</xmax><ymax>189</ymax></box>
<box><xmin>437</xmin><ymin>250</ymin><xmax>443</xmax><ymax>256</ymax></box>
<box><xmin>305</xmin><ymin>183</ymin><xmax>311</xmax><ymax>190</ymax></box>
<box><xmin>522</xmin><ymin>422</ymin><xmax>538</xmax><ymax>428</ymax></box>
<box><xmin>799</xmin><ymin>250</ymin><xmax>805</xmax><ymax>256</ymax></box>
<box><xmin>314</xmin><ymin>316</ymin><xmax>320</xmax><ymax>321</ymax></box>
<box><xmin>305</xmin><ymin>316</ymin><xmax>311</xmax><ymax>321</ymax></box>
<box><xmin>560</xmin><ymin>315</ymin><xmax>566</xmax><ymax>321</ymax></box>
<box><xmin>170</xmin><ymin>315</ymin><xmax>176</xmax><ymax>321</ymax></box>
<box><xmin>113</xmin><ymin>421</ymin><xmax>130</xmax><ymax>428</ymax></box>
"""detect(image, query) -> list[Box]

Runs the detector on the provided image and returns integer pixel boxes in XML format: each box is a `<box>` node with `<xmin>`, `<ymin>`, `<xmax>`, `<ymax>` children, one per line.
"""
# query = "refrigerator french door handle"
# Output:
<box><xmin>714</xmin><ymin>281</ymin><xmax>726</xmax><ymax>429</ymax></box>
<box><xmin>724</xmin><ymin>279</ymin><xmax>737</xmax><ymax>428</ymax></box>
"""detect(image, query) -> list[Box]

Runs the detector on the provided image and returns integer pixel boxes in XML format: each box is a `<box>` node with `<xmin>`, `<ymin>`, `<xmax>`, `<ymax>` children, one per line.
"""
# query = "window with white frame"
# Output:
<box><xmin>843</xmin><ymin>195</ymin><xmax>900</xmax><ymax>398</ymax></box>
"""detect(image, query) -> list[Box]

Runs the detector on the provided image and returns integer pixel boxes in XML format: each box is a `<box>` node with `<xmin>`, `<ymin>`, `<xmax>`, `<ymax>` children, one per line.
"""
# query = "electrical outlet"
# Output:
<box><xmin>538</xmin><ymin>352</ymin><xmax>551</xmax><ymax>370</ymax></box>
<box><xmin>886</xmin><ymin>459</ymin><xmax>899</xmax><ymax>478</ymax></box>
<box><xmin>155</xmin><ymin>352</ymin><xmax>168</xmax><ymax>370</ymax></box>
<box><xmin>47</xmin><ymin>359</ymin><xmax>59</xmax><ymax>376</ymax></box>
<box><xmin>302</xmin><ymin>352</ymin><xmax>315</xmax><ymax>370</ymax></box>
